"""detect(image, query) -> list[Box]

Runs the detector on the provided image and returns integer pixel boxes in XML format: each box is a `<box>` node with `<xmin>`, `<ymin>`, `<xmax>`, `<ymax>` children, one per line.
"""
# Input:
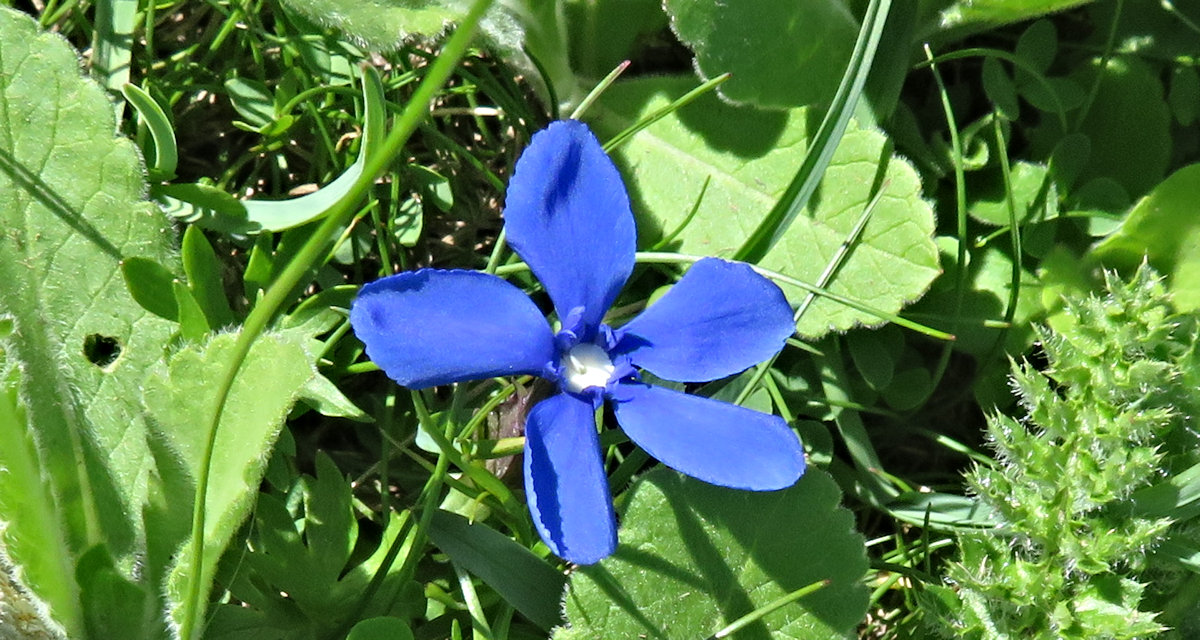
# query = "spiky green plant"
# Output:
<box><xmin>922</xmin><ymin>267</ymin><xmax>1200</xmax><ymax>639</ymax></box>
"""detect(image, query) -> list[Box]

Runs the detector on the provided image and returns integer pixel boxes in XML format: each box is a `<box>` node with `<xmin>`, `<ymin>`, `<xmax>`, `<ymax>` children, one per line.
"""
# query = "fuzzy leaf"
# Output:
<box><xmin>142</xmin><ymin>332</ymin><xmax>314</xmax><ymax>633</ymax></box>
<box><xmin>557</xmin><ymin>467</ymin><xmax>868</xmax><ymax>639</ymax></box>
<box><xmin>591</xmin><ymin>76</ymin><xmax>939</xmax><ymax>338</ymax></box>
<box><xmin>664</xmin><ymin>0</ymin><xmax>858</xmax><ymax>109</ymax></box>
<box><xmin>0</xmin><ymin>7</ymin><xmax>177</xmax><ymax>636</ymax></box>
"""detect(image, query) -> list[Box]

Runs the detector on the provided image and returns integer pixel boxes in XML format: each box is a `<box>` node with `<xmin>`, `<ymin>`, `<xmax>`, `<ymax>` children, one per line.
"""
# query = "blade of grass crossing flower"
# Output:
<box><xmin>734</xmin><ymin>0</ymin><xmax>893</xmax><ymax>263</ymax></box>
<box><xmin>122</xmin><ymin>83</ymin><xmax>178</xmax><ymax>180</ymax></box>
<box><xmin>569</xmin><ymin>60</ymin><xmax>631</xmax><ymax>120</ymax></box>
<box><xmin>600</xmin><ymin>73</ymin><xmax>730</xmax><ymax>153</ymax></box>
<box><xmin>734</xmin><ymin>183</ymin><xmax>886</xmax><ymax>406</ymax></box>
<box><xmin>626</xmin><ymin>252</ymin><xmax>954</xmax><ymax>341</ymax></box>
<box><xmin>650</xmin><ymin>176</ymin><xmax>710</xmax><ymax>251</ymax></box>
<box><xmin>175</xmin><ymin>4</ymin><xmax>494</xmax><ymax>638</ymax></box>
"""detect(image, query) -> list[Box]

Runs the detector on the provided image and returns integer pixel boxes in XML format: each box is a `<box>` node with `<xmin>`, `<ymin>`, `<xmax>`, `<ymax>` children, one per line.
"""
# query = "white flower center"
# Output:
<box><xmin>562</xmin><ymin>343</ymin><xmax>615</xmax><ymax>393</ymax></box>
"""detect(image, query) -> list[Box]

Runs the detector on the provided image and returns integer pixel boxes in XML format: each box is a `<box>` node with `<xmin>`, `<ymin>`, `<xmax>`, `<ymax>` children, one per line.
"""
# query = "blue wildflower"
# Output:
<box><xmin>350</xmin><ymin>120</ymin><xmax>806</xmax><ymax>564</ymax></box>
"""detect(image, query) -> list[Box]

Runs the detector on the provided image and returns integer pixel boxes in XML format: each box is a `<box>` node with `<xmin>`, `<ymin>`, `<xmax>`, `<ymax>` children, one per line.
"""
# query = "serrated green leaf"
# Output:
<box><xmin>0</xmin><ymin>7</ymin><xmax>178</xmax><ymax>636</ymax></box>
<box><xmin>590</xmin><ymin>76</ymin><xmax>938</xmax><ymax>338</ymax></box>
<box><xmin>558</xmin><ymin>467</ymin><xmax>868</xmax><ymax>639</ymax></box>
<box><xmin>664</xmin><ymin>0</ymin><xmax>858</xmax><ymax>109</ymax></box>
<box><xmin>142</xmin><ymin>331</ymin><xmax>314</xmax><ymax>632</ymax></box>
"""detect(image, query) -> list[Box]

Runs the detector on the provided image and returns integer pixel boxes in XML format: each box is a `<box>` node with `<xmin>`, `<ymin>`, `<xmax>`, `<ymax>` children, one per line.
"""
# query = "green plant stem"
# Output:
<box><xmin>176</xmin><ymin>3</ymin><xmax>493</xmax><ymax>638</ymax></box>
<box><xmin>705</xmin><ymin>580</ymin><xmax>829</xmax><ymax>639</ymax></box>
<box><xmin>919</xmin><ymin>44</ymin><xmax>969</xmax><ymax>407</ymax></box>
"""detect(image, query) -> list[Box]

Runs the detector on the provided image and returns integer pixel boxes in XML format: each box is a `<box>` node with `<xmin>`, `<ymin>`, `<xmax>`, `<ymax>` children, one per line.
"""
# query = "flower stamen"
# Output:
<box><xmin>562</xmin><ymin>343</ymin><xmax>615</xmax><ymax>393</ymax></box>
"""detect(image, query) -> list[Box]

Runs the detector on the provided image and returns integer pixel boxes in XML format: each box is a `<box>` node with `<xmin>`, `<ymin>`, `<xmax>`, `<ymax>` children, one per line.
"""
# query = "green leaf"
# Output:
<box><xmin>142</xmin><ymin>331</ymin><xmax>315</xmax><ymax>632</ymax></box>
<box><xmin>558</xmin><ymin>467</ymin><xmax>868</xmax><ymax>639</ymax></box>
<box><xmin>224</xmin><ymin>77</ymin><xmax>275</xmax><ymax>128</ymax></box>
<box><xmin>346</xmin><ymin>617</ymin><xmax>415</xmax><ymax>640</ymax></box>
<box><xmin>156</xmin><ymin>182</ymin><xmax>256</xmax><ymax>235</ymax></box>
<box><xmin>122</xmin><ymin>83</ymin><xmax>178</xmax><ymax>181</ymax></box>
<box><xmin>173</xmin><ymin>279</ymin><xmax>211</xmax><ymax>342</ymax></box>
<box><xmin>278</xmin><ymin>0</ymin><xmax>462</xmax><ymax>50</ymax></box>
<box><xmin>428</xmin><ymin>510</ymin><xmax>566</xmax><ymax>631</ymax></box>
<box><xmin>1062</xmin><ymin>56</ymin><xmax>1170</xmax><ymax>199</ymax></box>
<box><xmin>936</xmin><ymin>0</ymin><xmax>1093</xmax><ymax>33</ymax></box>
<box><xmin>590</xmin><ymin>76</ymin><xmax>939</xmax><ymax>338</ymax></box>
<box><xmin>121</xmin><ymin>257</ymin><xmax>181</xmax><ymax>322</ymax></box>
<box><xmin>1169</xmin><ymin>66</ymin><xmax>1200</xmax><ymax>126</ymax></box>
<box><xmin>0</xmin><ymin>7</ymin><xmax>178</xmax><ymax>636</ymax></box>
<box><xmin>181</xmin><ymin>226</ymin><xmax>235</xmax><ymax>328</ymax></box>
<box><xmin>1092</xmin><ymin>163</ymin><xmax>1200</xmax><ymax>311</ymax></box>
<box><xmin>664</xmin><ymin>0</ymin><xmax>858</xmax><ymax>109</ymax></box>
<box><xmin>0</xmin><ymin>354</ymin><xmax>72</xmax><ymax>639</ymax></box>
<box><xmin>981</xmin><ymin>56</ymin><xmax>1019</xmax><ymax>120</ymax></box>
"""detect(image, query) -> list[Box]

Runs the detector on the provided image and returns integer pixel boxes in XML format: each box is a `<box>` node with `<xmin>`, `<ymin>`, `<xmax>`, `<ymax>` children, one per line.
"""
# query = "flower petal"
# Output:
<box><xmin>611</xmin><ymin>382</ymin><xmax>805</xmax><ymax>490</ymax></box>
<box><xmin>350</xmin><ymin>269</ymin><xmax>555</xmax><ymax>389</ymax></box>
<box><xmin>615</xmin><ymin>258</ymin><xmax>794</xmax><ymax>382</ymax></box>
<box><xmin>524</xmin><ymin>392</ymin><xmax>617</xmax><ymax>564</ymax></box>
<box><xmin>504</xmin><ymin>120</ymin><xmax>636</xmax><ymax>335</ymax></box>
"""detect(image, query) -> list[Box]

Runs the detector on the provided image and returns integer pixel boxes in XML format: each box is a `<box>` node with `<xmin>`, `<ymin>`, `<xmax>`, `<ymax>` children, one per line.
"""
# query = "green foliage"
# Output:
<box><xmin>923</xmin><ymin>268</ymin><xmax>1200</xmax><ymax>639</ymax></box>
<box><xmin>557</xmin><ymin>467</ymin><xmax>868</xmax><ymax>639</ymax></box>
<box><xmin>590</xmin><ymin>76</ymin><xmax>939</xmax><ymax>338</ymax></box>
<box><xmin>664</xmin><ymin>0</ymin><xmax>858</xmax><ymax>109</ymax></box>
<box><xmin>1093</xmin><ymin>164</ymin><xmax>1200</xmax><ymax>311</ymax></box>
<box><xmin>0</xmin><ymin>6</ymin><xmax>178</xmax><ymax>636</ymax></box>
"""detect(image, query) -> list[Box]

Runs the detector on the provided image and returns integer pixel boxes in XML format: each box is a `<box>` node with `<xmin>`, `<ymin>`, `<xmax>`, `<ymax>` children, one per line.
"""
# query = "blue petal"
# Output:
<box><xmin>611</xmin><ymin>382</ymin><xmax>805</xmax><ymax>490</ymax></box>
<box><xmin>615</xmin><ymin>258</ymin><xmax>794</xmax><ymax>382</ymax></box>
<box><xmin>350</xmin><ymin>269</ymin><xmax>555</xmax><ymax>389</ymax></box>
<box><xmin>524</xmin><ymin>392</ymin><xmax>617</xmax><ymax>564</ymax></box>
<box><xmin>504</xmin><ymin>120</ymin><xmax>636</xmax><ymax>336</ymax></box>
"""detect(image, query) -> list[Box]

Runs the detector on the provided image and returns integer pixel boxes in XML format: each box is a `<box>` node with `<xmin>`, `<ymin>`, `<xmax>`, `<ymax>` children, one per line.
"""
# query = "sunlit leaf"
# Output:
<box><xmin>591</xmin><ymin>76</ymin><xmax>939</xmax><ymax>337</ymax></box>
<box><xmin>664</xmin><ymin>0</ymin><xmax>858</xmax><ymax>109</ymax></box>
<box><xmin>143</xmin><ymin>332</ymin><xmax>314</xmax><ymax>632</ymax></box>
<box><xmin>557</xmin><ymin>467</ymin><xmax>868</xmax><ymax>639</ymax></box>
<box><xmin>0</xmin><ymin>8</ymin><xmax>178</xmax><ymax>636</ymax></box>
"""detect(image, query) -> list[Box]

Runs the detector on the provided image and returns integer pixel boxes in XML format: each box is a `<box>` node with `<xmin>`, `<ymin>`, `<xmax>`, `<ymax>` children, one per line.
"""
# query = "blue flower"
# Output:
<box><xmin>350</xmin><ymin>120</ymin><xmax>806</xmax><ymax>564</ymax></box>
